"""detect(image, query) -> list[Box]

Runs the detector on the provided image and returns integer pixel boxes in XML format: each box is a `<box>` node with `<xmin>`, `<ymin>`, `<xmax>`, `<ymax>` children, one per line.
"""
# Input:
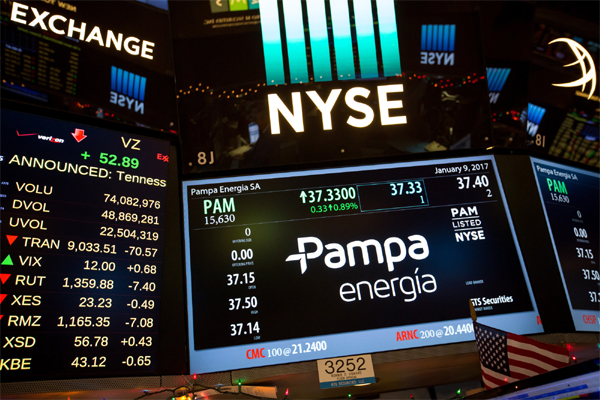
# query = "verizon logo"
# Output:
<box><xmin>37</xmin><ymin>135</ymin><xmax>64</xmax><ymax>143</ymax></box>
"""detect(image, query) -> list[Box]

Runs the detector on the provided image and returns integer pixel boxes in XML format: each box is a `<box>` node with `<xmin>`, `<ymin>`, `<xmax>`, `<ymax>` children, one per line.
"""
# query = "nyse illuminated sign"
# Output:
<box><xmin>110</xmin><ymin>66</ymin><xmax>147</xmax><ymax>114</ymax></box>
<box><xmin>258</xmin><ymin>0</ymin><xmax>406</xmax><ymax>134</ymax></box>
<box><xmin>10</xmin><ymin>2</ymin><xmax>156</xmax><ymax>60</ymax></box>
<box><xmin>487</xmin><ymin>68</ymin><xmax>511</xmax><ymax>104</ymax></box>
<box><xmin>527</xmin><ymin>104</ymin><xmax>546</xmax><ymax>136</ymax></box>
<box><xmin>420</xmin><ymin>24</ymin><xmax>455</xmax><ymax>66</ymax></box>
<box><xmin>267</xmin><ymin>85</ymin><xmax>406</xmax><ymax>133</ymax></box>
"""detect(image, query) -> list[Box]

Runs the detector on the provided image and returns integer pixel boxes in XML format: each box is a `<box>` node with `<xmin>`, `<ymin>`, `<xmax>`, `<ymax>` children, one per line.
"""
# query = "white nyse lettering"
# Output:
<box><xmin>345</xmin><ymin>87</ymin><xmax>374</xmax><ymax>128</ymax></box>
<box><xmin>268</xmin><ymin>85</ymin><xmax>407</xmax><ymax>133</ymax></box>
<box><xmin>377</xmin><ymin>84</ymin><xmax>407</xmax><ymax>126</ymax></box>
<box><xmin>268</xmin><ymin>92</ymin><xmax>304</xmax><ymax>134</ymax></box>
<box><xmin>305</xmin><ymin>89</ymin><xmax>341</xmax><ymax>130</ymax></box>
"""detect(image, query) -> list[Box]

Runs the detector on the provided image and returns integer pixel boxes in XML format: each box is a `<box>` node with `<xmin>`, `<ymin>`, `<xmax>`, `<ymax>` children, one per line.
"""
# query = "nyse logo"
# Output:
<box><xmin>259</xmin><ymin>0</ymin><xmax>401</xmax><ymax>85</ymax></box>
<box><xmin>527</xmin><ymin>103</ymin><xmax>546</xmax><ymax>136</ymax></box>
<box><xmin>285</xmin><ymin>235</ymin><xmax>429</xmax><ymax>274</ymax></box>
<box><xmin>550</xmin><ymin>38</ymin><xmax>596</xmax><ymax>100</ymax></box>
<box><xmin>259</xmin><ymin>0</ymin><xmax>406</xmax><ymax>133</ymax></box>
<box><xmin>487</xmin><ymin>68</ymin><xmax>511</xmax><ymax>104</ymax></box>
<box><xmin>420</xmin><ymin>24</ymin><xmax>455</xmax><ymax>66</ymax></box>
<box><xmin>109</xmin><ymin>66</ymin><xmax>146</xmax><ymax>114</ymax></box>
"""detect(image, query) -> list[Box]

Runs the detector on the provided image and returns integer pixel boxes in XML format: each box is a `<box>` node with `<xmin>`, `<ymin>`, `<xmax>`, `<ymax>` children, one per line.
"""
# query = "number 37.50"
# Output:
<box><xmin>324</xmin><ymin>357</ymin><xmax>367</xmax><ymax>374</ymax></box>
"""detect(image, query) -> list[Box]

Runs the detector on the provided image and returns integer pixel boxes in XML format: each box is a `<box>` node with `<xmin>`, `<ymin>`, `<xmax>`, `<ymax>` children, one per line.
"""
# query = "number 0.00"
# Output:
<box><xmin>231</xmin><ymin>249</ymin><xmax>253</xmax><ymax>261</ymax></box>
<box><xmin>574</xmin><ymin>227</ymin><xmax>588</xmax><ymax>238</ymax></box>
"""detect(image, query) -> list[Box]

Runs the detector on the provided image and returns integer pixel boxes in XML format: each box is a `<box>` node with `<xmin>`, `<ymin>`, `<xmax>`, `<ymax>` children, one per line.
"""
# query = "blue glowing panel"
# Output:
<box><xmin>282</xmin><ymin>0</ymin><xmax>309</xmax><ymax>84</ymax></box>
<box><xmin>306</xmin><ymin>0</ymin><xmax>332</xmax><ymax>82</ymax></box>
<box><xmin>329</xmin><ymin>0</ymin><xmax>355</xmax><ymax>80</ymax></box>
<box><xmin>259</xmin><ymin>0</ymin><xmax>286</xmax><ymax>85</ymax></box>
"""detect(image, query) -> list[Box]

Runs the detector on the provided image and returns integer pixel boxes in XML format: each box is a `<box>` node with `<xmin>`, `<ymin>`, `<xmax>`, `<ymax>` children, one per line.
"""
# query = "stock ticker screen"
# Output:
<box><xmin>182</xmin><ymin>155</ymin><xmax>544</xmax><ymax>374</ymax></box>
<box><xmin>531</xmin><ymin>158</ymin><xmax>600</xmax><ymax>332</ymax></box>
<box><xmin>0</xmin><ymin>108</ymin><xmax>172</xmax><ymax>380</ymax></box>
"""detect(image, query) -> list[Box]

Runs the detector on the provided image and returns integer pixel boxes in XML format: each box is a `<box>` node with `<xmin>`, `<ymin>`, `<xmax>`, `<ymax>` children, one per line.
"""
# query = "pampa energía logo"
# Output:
<box><xmin>258</xmin><ymin>0</ymin><xmax>406</xmax><ymax>134</ymax></box>
<box><xmin>286</xmin><ymin>235</ymin><xmax>429</xmax><ymax>273</ymax></box>
<box><xmin>109</xmin><ymin>66</ymin><xmax>146</xmax><ymax>114</ymax></box>
<box><xmin>486</xmin><ymin>68</ymin><xmax>511</xmax><ymax>104</ymax></box>
<box><xmin>420</xmin><ymin>24</ymin><xmax>455</xmax><ymax>66</ymax></box>
<box><xmin>527</xmin><ymin>103</ymin><xmax>546</xmax><ymax>136</ymax></box>
<box><xmin>285</xmin><ymin>235</ymin><xmax>437</xmax><ymax>303</ymax></box>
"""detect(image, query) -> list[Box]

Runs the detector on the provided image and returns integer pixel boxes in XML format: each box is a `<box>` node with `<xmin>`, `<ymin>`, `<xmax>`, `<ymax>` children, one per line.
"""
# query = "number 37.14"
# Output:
<box><xmin>324</xmin><ymin>357</ymin><xmax>367</xmax><ymax>374</ymax></box>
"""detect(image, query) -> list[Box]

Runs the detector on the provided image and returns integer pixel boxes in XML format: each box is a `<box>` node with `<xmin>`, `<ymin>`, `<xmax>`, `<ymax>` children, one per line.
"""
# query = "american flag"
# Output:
<box><xmin>474</xmin><ymin>322</ymin><xmax>571</xmax><ymax>390</ymax></box>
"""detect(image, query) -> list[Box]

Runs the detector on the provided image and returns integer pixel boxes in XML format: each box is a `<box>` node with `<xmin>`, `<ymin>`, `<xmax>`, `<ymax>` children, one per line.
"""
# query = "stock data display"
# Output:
<box><xmin>531</xmin><ymin>158</ymin><xmax>600</xmax><ymax>332</ymax></box>
<box><xmin>2</xmin><ymin>29</ymin><xmax>80</xmax><ymax>98</ymax></box>
<box><xmin>182</xmin><ymin>155</ymin><xmax>543</xmax><ymax>374</ymax></box>
<box><xmin>0</xmin><ymin>109</ymin><xmax>170</xmax><ymax>380</ymax></box>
